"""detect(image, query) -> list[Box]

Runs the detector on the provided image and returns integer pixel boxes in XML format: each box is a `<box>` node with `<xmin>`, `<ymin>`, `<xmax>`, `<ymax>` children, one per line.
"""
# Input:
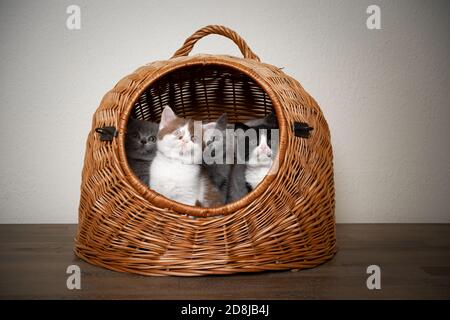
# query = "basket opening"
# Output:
<box><xmin>122</xmin><ymin>63</ymin><xmax>282</xmax><ymax>216</ymax></box>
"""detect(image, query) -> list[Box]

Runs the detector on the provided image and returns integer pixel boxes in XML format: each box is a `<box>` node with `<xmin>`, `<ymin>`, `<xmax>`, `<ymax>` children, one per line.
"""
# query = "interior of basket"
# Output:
<box><xmin>130</xmin><ymin>64</ymin><xmax>274</xmax><ymax>122</ymax></box>
<box><xmin>125</xmin><ymin>63</ymin><xmax>278</xmax><ymax>212</ymax></box>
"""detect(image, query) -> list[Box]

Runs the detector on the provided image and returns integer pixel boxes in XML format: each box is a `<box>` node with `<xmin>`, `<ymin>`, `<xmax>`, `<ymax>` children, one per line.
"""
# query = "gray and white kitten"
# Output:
<box><xmin>227</xmin><ymin>113</ymin><xmax>278</xmax><ymax>202</ymax></box>
<box><xmin>125</xmin><ymin>118</ymin><xmax>159</xmax><ymax>185</ymax></box>
<box><xmin>244</xmin><ymin>128</ymin><xmax>275</xmax><ymax>190</ymax></box>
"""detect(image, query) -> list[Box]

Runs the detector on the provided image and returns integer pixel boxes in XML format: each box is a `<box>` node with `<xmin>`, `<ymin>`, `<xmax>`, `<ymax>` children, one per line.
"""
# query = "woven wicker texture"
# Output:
<box><xmin>75</xmin><ymin>25</ymin><xmax>336</xmax><ymax>276</ymax></box>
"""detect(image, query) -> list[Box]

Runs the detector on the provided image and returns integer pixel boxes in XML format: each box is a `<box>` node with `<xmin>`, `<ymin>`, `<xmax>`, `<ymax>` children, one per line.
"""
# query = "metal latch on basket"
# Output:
<box><xmin>95</xmin><ymin>126</ymin><xmax>118</xmax><ymax>141</ymax></box>
<box><xmin>293</xmin><ymin>122</ymin><xmax>313</xmax><ymax>138</ymax></box>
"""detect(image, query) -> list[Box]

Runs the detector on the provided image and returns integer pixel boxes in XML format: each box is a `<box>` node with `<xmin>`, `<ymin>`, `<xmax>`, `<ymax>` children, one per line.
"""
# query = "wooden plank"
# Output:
<box><xmin>0</xmin><ymin>224</ymin><xmax>449</xmax><ymax>299</ymax></box>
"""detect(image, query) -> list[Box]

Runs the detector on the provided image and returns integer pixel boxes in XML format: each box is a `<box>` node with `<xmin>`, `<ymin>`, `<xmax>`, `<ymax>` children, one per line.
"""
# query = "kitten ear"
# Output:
<box><xmin>127</xmin><ymin>117</ymin><xmax>140</xmax><ymax>129</ymax></box>
<box><xmin>264</xmin><ymin>112</ymin><xmax>277</xmax><ymax>127</ymax></box>
<box><xmin>215</xmin><ymin>114</ymin><xmax>228</xmax><ymax>131</ymax></box>
<box><xmin>159</xmin><ymin>106</ymin><xmax>177</xmax><ymax>129</ymax></box>
<box><xmin>259</xmin><ymin>133</ymin><xmax>268</xmax><ymax>147</ymax></box>
<box><xmin>202</xmin><ymin>122</ymin><xmax>216</xmax><ymax>142</ymax></box>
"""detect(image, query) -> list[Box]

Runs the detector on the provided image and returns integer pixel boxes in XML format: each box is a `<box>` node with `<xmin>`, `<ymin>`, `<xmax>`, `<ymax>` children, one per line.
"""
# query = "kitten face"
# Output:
<box><xmin>125</xmin><ymin>118</ymin><xmax>158</xmax><ymax>160</ymax></box>
<box><xmin>248</xmin><ymin>132</ymin><xmax>273</xmax><ymax>166</ymax></box>
<box><xmin>234</xmin><ymin>123</ymin><xmax>277</xmax><ymax>166</ymax></box>
<box><xmin>203</xmin><ymin>128</ymin><xmax>224</xmax><ymax>161</ymax></box>
<box><xmin>157</xmin><ymin>106</ymin><xmax>203</xmax><ymax>164</ymax></box>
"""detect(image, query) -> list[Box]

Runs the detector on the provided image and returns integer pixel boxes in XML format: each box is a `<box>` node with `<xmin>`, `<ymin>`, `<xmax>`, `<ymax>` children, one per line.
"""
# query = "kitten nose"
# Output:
<box><xmin>140</xmin><ymin>139</ymin><xmax>147</xmax><ymax>144</ymax></box>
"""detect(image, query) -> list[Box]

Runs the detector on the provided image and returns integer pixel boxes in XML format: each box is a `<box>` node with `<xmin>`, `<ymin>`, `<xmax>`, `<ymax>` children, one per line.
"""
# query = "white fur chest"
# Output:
<box><xmin>245</xmin><ymin>165</ymin><xmax>271</xmax><ymax>190</ymax></box>
<box><xmin>150</xmin><ymin>153</ymin><xmax>201</xmax><ymax>205</ymax></box>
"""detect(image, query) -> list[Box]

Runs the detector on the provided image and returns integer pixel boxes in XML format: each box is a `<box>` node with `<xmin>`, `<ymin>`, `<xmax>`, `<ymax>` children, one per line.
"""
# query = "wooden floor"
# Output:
<box><xmin>0</xmin><ymin>224</ymin><xmax>449</xmax><ymax>299</ymax></box>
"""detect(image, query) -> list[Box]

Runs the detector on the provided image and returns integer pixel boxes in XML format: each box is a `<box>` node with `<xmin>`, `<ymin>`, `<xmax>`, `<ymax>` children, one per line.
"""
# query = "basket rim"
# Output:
<box><xmin>117</xmin><ymin>54</ymin><xmax>288</xmax><ymax>217</ymax></box>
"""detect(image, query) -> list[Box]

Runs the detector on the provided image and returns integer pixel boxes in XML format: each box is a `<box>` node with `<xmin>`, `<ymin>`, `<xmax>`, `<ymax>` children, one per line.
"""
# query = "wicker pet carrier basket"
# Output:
<box><xmin>75</xmin><ymin>25</ymin><xmax>336</xmax><ymax>276</ymax></box>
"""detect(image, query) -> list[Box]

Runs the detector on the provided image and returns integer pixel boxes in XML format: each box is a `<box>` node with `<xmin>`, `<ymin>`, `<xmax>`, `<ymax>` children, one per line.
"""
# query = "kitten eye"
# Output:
<box><xmin>206</xmin><ymin>136</ymin><xmax>216</xmax><ymax>145</ymax></box>
<box><xmin>149</xmin><ymin>136</ymin><xmax>156</xmax><ymax>142</ymax></box>
<box><xmin>174</xmin><ymin>129</ymin><xmax>181</xmax><ymax>137</ymax></box>
<box><xmin>132</xmin><ymin>133</ymin><xmax>139</xmax><ymax>139</ymax></box>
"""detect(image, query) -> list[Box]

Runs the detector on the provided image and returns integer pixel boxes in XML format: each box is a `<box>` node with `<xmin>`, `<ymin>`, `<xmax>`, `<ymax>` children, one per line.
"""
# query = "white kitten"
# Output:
<box><xmin>149</xmin><ymin>106</ymin><xmax>203</xmax><ymax>206</ymax></box>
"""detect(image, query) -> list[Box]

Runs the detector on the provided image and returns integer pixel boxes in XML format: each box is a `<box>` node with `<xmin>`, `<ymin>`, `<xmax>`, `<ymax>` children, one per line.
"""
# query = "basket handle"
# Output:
<box><xmin>171</xmin><ymin>25</ymin><xmax>260</xmax><ymax>61</ymax></box>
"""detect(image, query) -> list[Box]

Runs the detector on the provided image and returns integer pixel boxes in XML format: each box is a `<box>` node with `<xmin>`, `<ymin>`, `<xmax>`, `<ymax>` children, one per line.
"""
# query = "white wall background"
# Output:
<box><xmin>0</xmin><ymin>0</ymin><xmax>449</xmax><ymax>223</ymax></box>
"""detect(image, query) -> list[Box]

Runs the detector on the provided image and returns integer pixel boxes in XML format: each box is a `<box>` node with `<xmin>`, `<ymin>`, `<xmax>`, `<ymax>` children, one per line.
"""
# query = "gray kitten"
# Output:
<box><xmin>125</xmin><ymin>118</ymin><xmax>158</xmax><ymax>185</ymax></box>
<box><xmin>226</xmin><ymin>163</ymin><xmax>248</xmax><ymax>203</ymax></box>
<box><xmin>202</xmin><ymin>114</ymin><xmax>230</xmax><ymax>204</ymax></box>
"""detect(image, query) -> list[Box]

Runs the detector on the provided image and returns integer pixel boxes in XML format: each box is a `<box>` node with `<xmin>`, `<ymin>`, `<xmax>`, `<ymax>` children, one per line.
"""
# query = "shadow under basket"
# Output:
<box><xmin>75</xmin><ymin>25</ymin><xmax>336</xmax><ymax>276</ymax></box>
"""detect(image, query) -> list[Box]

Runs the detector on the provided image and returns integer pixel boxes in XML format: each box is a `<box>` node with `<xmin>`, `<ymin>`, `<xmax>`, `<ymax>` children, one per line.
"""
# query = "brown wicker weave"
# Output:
<box><xmin>75</xmin><ymin>25</ymin><xmax>336</xmax><ymax>276</ymax></box>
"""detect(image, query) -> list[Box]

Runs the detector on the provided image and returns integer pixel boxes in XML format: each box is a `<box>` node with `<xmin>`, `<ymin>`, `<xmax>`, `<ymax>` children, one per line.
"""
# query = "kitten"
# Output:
<box><xmin>125</xmin><ymin>118</ymin><xmax>158</xmax><ymax>185</ymax></box>
<box><xmin>149</xmin><ymin>106</ymin><xmax>204</xmax><ymax>206</ymax></box>
<box><xmin>202</xmin><ymin>114</ymin><xmax>231</xmax><ymax>205</ymax></box>
<box><xmin>226</xmin><ymin>122</ymin><xmax>254</xmax><ymax>202</ymax></box>
<box><xmin>227</xmin><ymin>119</ymin><xmax>278</xmax><ymax>201</ymax></box>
